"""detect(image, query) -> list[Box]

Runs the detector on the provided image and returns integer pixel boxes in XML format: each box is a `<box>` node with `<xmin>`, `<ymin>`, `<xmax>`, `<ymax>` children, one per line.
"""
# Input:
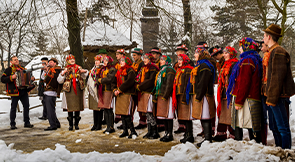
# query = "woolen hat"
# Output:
<box><xmin>263</xmin><ymin>24</ymin><xmax>282</xmax><ymax>37</ymax></box>
<box><xmin>98</xmin><ymin>49</ymin><xmax>108</xmax><ymax>54</ymax></box>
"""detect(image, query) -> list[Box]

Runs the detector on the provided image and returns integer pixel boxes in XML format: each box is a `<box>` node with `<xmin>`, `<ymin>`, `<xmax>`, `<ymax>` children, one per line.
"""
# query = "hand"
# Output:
<box><xmin>11</xmin><ymin>74</ymin><xmax>17</xmax><ymax>80</ymax></box>
<box><xmin>43</xmin><ymin>66</ymin><xmax>49</xmax><ymax>71</ymax></box>
<box><xmin>31</xmin><ymin>76</ymin><xmax>35</xmax><ymax>81</ymax></box>
<box><xmin>114</xmin><ymin>90</ymin><xmax>120</xmax><ymax>96</ymax></box>
<box><xmin>235</xmin><ymin>105</ymin><xmax>242</xmax><ymax>110</ymax></box>
<box><xmin>80</xmin><ymin>69</ymin><xmax>87</xmax><ymax>73</ymax></box>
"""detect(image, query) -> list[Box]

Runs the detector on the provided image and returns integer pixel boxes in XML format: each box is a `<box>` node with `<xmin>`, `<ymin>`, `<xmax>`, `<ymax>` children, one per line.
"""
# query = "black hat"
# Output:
<box><xmin>176</xmin><ymin>44</ymin><xmax>188</xmax><ymax>51</ymax></box>
<box><xmin>196</xmin><ymin>41</ymin><xmax>209</xmax><ymax>49</ymax></box>
<box><xmin>150</xmin><ymin>47</ymin><xmax>162</xmax><ymax>55</ymax></box>
<box><xmin>209</xmin><ymin>45</ymin><xmax>223</xmax><ymax>57</ymax></box>
<box><xmin>41</xmin><ymin>57</ymin><xmax>48</xmax><ymax>61</ymax></box>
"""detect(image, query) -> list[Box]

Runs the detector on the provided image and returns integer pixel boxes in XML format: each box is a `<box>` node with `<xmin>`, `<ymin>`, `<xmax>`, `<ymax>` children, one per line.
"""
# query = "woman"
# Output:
<box><xmin>214</xmin><ymin>46</ymin><xmax>238</xmax><ymax>141</ymax></box>
<box><xmin>58</xmin><ymin>54</ymin><xmax>89</xmax><ymax>131</ymax></box>
<box><xmin>154</xmin><ymin>55</ymin><xmax>176</xmax><ymax>142</ymax></box>
<box><xmin>97</xmin><ymin>56</ymin><xmax>117</xmax><ymax>134</ymax></box>
<box><xmin>172</xmin><ymin>54</ymin><xmax>193</xmax><ymax>143</ymax></box>
<box><xmin>88</xmin><ymin>55</ymin><xmax>103</xmax><ymax>131</ymax></box>
<box><xmin>136</xmin><ymin>53</ymin><xmax>159</xmax><ymax>139</ymax></box>
<box><xmin>227</xmin><ymin>37</ymin><xmax>262</xmax><ymax>143</ymax></box>
<box><xmin>114</xmin><ymin>56</ymin><xmax>137</xmax><ymax>138</ymax></box>
<box><xmin>189</xmin><ymin>48</ymin><xmax>216</xmax><ymax>147</ymax></box>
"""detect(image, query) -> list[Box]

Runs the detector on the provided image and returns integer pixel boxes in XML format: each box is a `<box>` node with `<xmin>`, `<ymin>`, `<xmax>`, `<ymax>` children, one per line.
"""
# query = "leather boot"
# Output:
<box><xmin>102</xmin><ymin>110</ymin><xmax>106</xmax><ymax>125</ymax></box>
<box><xmin>149</xmin><ymin>124</ymin><xmax>160</xmax><ymax>139</ymax></box>
<box><xmin>126</xmin><ymin>116</ymin><xmax>137</xmax><ymax>139</ymax></box>
<box><xmin>74</xmin><ymin>116</ymin><xmax>81</xmax><ymax>130</ymax></box>
<box><xmin>96</xmin><ymin>110</ymin><xmax>103</xmax><ymax>130</ymax></box>
<box><xmin>91</xmin><ymin>111</ymin><xmax>98</xmax><ymax>131</ymax></box>
<box><xmin>119</xmin><ymin>116</ymin><xmax>129</xmax><ymax>138</ymax></box>
<box><xmin>67</xmin><ymin>116</ymin><xmax>73</xmax><ymax>131</ymax></box>
<box><xmin>108</xmin><ymin>109</ymin><xmax>115</xmax><ymax>133</ymax></box>
<box><xmin>160</xmin><ymin>120</ymin><xmax>168</xmax><ymax>141</ymax></box>
<box><xmin>180</xmin><ymin>120</ymin><xmax>194</xmax><ymax>143</ymax></box>
<box><xmin>248</xmin><ymin>129</ymin><xmax>262</xmax><ymax>143</ymax></box>
<box><xmin>235</xmin><ymin>127</ymin><xmax>243</xmax><ymax>141</ymax></box>
<box><xmin>162</xmin><ymin>119</ymin><xmax>173</xmax><ymax>142</ymax></box>
<box><xmin>103</xmin><ymin>109</ymin><xmax>109</xmax><ymax>133</ymax></box>
<box><xmin>197</xmin><ymin>120</ymin><xmax>212</xmax><ymax>147</ymax></box>
<box><xmin>143</xmin><ymin>123</ymin><xmax>151</xmax><ymax>139</ymax></box>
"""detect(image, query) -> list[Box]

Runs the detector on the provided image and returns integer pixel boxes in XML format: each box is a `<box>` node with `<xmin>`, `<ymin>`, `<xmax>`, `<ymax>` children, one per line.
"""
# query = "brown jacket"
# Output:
<box><xmin>44</xmin><ymin>66</ymin><xmax>63</xmax><ymax>97</ymax></box>
<box><xmin>153</xmin><ymin>67</ymin><xmax>176</xmax><ymax>100</ymax></box>
<box><xmin>137</xmin><ymin>66</ymin><xmax>158</xmax><ymax>93</ymax></box>
<box><xmin>263</xmin><ymin>44</ymin><xmax>295</xmax><ymax>106</ymax></box>
<box><xmin>176</xmin><ymin>68</ymin><xmax>192</xmax><ymax>104</ymax></box>
<box><xmin>115</xmin><ymin>68</ymin><xmax>136</xmax><ymax>95</ymax></box>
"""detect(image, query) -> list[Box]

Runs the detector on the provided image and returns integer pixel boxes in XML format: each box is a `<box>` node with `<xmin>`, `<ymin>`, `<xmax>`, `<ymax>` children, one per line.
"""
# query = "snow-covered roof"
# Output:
<box><xmin>64</xmin><ymin>21</ymin><xmax>133</xmax><ymax>51</ymax></box>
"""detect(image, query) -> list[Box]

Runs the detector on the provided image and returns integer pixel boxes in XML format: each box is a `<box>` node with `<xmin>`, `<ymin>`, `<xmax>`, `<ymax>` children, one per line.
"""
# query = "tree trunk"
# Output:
<box><xmin>182</xmin><ymin>0</ymin><xmax>192</xmax><ymax>53</ymax></box>
<box><xmin>66</xmin><ymin>0</ymin><xmax>84</xmax><ymax>67</ymax></box>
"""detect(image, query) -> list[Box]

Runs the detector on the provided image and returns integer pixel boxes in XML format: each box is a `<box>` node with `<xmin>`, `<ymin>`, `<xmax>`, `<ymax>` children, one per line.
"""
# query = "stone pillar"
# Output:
<box><xmin>140</xmin><ymin>0</ymin><xmax>160</xmax><ymax>53</ymax></box>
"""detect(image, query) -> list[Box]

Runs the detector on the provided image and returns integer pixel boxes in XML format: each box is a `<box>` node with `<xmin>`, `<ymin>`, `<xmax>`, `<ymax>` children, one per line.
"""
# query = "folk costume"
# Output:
<box><xmin>172</xmin><ymin>54</ymin><xmax>194</xmax><ymax>143</ymax></box>
<box><xmin>188</xmin><ymin>48</ymin><xmax>216</xmax><ymax>147</ymax></box>
<box><xmin>154</xmin><ymin>55</ymin><xmax>176</xmax><ymax>142</ymax></box>
<box><xmin>57</xmin><ymin>54</ymin><xmax>89</xmax><ymax>131</ymax></box>
<box><xmin>97</xmin><ymin>56</ymin><xmax>117</xmax><ymax>134</ymax></box>
<box><xmin>131</xmin><ymin>48</ymin><xmax>147</xmax><ymax>130</ymax></box>
<box><xmin>136</xmin><ymin>53</ymin><xmax>160</xmax><ymax>139</ymax></box>
<box><xmin>227</xmin><ymin>37</ymin><xmax>262</xmax><ymax>143</ymax></box>
<box><xmin>262</xmin><ymin>24</ymin><xmax>295</xmax><ymax>149</ymax></box>
<box><xmin>114</xmin><ymin>56</ymin><xmax>137</xmax><ymax>138</ymax></box>
<box><xmin>41</xmin><ymin>58</ymin><xmax>62</xmax><ymax>130</ymax></box>
<box><xmin>214</xmin><ymin>46</ymin><xmax>238</xmax><ymax>141</ymax></box>
<box><xmin>88</xmin><ymin>55</ymin><xmax>103</xmax><ymax>131</ymax></box>
<box><xmin>1</xmin><ymin>61</ymin><xmax>35</xmax><ymax>129</ymax></box>
<box><xmin>38</xmin><ymin>57</ymin><xmax>49</xmax><ymax>120</ymax></box>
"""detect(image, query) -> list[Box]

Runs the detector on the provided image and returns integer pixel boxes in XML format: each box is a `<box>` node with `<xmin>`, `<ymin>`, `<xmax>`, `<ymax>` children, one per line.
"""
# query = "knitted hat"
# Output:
<box><xmin>98</xmin><ymin>49</ymin><xmax>108</xmax><ymax>54</ymax></box>
<box><xmin>223</xmin><ymin>46</ymin><xmax>237</xmax><ymax>59</ymax></box>
<box><xmin>66</xmin><ymin>54</ymin><xmax>75</xmax><ymax>61</ymax></box>
<box><xmin>49</xmin><ymin>58</ymin><xmax>58</xmax><ymax>65</ymax></box>
<box><xmin>150</xmin><ymin>47</ymin><xmax>162</xmax><ymax>55</ymax></box>
<box><xmin>94</xmin><ymin>55</ymin><xmax>102</xmax><ymax>61</ymax></box>
<box><xmin>178</xmin><ymin>54</ymin><xmax>190</xmax><ymax>66</ymax></box>
<box><xmin>160</xmin><ymin>55</ymin><xmax>172</xmax><ymax>64</ymax></box>
<box><xmin>196</xmin><ymin>41</ymin><xmax>209</xmax><ymax>49</ymax></box>
<box><xmin>120</xmin><ymin>56</ymin><xmax>132</xmax><ymax>66</ymax></box>
<box><xmin>103</xmin><ymin>56</ymin><xmax>113</xmax><ymax>65</ymax></box>
<box><xmin>209</xmin><ymin>45</ymin><xmax>223</xmax><ymax>56</ymax></box>
<box><xmin>239</xmin><ymin>37</ymin><xmax>259</xmax><ymax>52</ymax></box>
<box><xmin>143</xmin><ymin>53</ymin><xmax>155</xmax><ymax>62</ymax></box>
<box><xmin>263</xmin><ymin>24</ymin><xmax>282</xmax><ymax>37</ymax></box>
<box><xmin>132</xmin><ymin>48</ymin><xmax>143</xmax><ymax>55</ymax></box>
<box><xmin>176</xmin><ymin>44</ymin><xmax>188</xmax><ymax>51</ymax></box>
<box><xmin>116</xmin><ymin>49</ymin><xmax>125</xmax><ymax>55</ymax></box>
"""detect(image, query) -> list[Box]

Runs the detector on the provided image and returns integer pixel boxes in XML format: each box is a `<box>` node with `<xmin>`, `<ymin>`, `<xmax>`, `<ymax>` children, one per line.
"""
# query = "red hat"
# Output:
<box><xmin>66</xmin><ymin>54</ymin><xmax>75</xmax><ymax>61</ymax></box>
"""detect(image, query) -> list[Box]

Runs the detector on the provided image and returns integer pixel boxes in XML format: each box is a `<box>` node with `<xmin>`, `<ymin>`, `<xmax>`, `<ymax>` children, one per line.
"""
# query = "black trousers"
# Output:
<box><xmin>10</xmin><ymin>89</ymin><xmax>30</xmax><ymax>126</ymax></box>
<box><xmin>44</xmin><ymin>95</ymin><xmax>60</xmax><ymax>128</ymax></box>
<box><xmin>41</xmin><ymin>99</ymin><xmax>47</xmax><ymax>118</ymax></box>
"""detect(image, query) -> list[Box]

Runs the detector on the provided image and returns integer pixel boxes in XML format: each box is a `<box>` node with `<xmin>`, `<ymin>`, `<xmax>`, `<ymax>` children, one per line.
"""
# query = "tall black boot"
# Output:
<box><xmin>67</xmin><ymin>112</ymin><xmax>73</xmax><ymax>131</ymax></box>
<box><xmin>235</xmin><ymin>127</ymin><xmax>243</xmax><ymax>141</ymax></box>
<box><xmin>160</xmin><ymin>120</ymin><xmax>169</xmax><ymax>141</ymax></box>
<box><xmin>248</xmin><ymin>129</ymin><xmax>261</xmax><ymax>143</ymax></box>
<box><xmin>101</xmin><ymin>109</ymin><xmax>107</xmax><ymax>125</ymax></box>
<box><xmin>126</xmin><ymin>116</ymin><xmax>137</xmax><ymax>139</ymax></box>
<box><xmin>108</xmin><ymin>109</ymin><xmax>115</xmax><ymax>133</ymax></box>
<box><xmin>197</xmin><ymin>120</ymin><xmax>212</xmax><ymax>147</ymax></box>
<box><xmin>149</xmin><ymin>124</ymin><xmax>160</xmax><ymax>139</ymax></box>
<box><xmin>162</xmin><ymin>119</ymin><xmax>174</xmax><ymax>142</ymax></box>
<box><xmin>103</xmin><ymin>109</ymin><xmax>109</xmax><ymax>133</ymax></box>
<box><xmin>119</xmin><ymin>116</ymin><xmax>129</xmax><ymax>138</ymax></box>
<box><xmin>96</xmin><ymin>110</ymin><xmax>103</xmax><ymax>130</ymax></box>
<box><xmin>74</xmin><ymin>111</ymin><xmax>81</xmax><ymax>130</ymax></box>
<box><xmin>180</xmin><ymin>120</ymin><xmax>194</xmax><ymax>143</ymax></box>
<box><xmin>143</xmin><ymin>123</ymin><xmax>151</xmax><ymax>139</ymax></box>
<box><xmin>91</xmin><ymin>111</ymin><xmax>98</xmax><ymax>131</ymax></box>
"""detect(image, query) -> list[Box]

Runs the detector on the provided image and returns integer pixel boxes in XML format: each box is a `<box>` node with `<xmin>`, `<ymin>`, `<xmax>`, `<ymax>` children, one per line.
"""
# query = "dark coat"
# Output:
<box><xmin>176</xmin><ymin>68</ymin><xmax>192</xmax><ymax>104</ymax></box>
<box><xmin>44</xmin><ymin>66</ymin><xmax>63</xmax><ymax>97</ymax></box>
<box><xmin>38</xmin><ymin>69</ymin><xmax>45</xmax><ymax>96</ymax></box>
<box><xmin>132</xmin><ymin>59</ymin><xmax>144</xmax><ymax>75</ymax></box>
<box><xmin>116</xmin><ymin>68</ymin><xmax>136</xmax><ymax>95</ymax></box>
<box><xmin>99</xmin><ymin>67</ymin><xmax>117</xmax><ymax>92</ymax></box>
<box><xmin>154</xmin><ymin>67</ymin><xmax>176</xmax><ymax>100</ymax></box>
<box><xmin>137</xmin><ymin>66</ymin><xmax>158</xmax><ymax>93</ymax></box>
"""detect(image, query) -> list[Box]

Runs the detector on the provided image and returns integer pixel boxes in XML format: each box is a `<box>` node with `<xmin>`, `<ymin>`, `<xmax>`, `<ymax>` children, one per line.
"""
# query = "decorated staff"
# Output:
<box><xmin>136</xmin><ymin>53</ymin><xmax>160</xmax><ymax>139</ymax></box>
<box><xmin>114</xmin><ymin>56</ymin><xmax>138</xmax><ymax>138</ymax></box>
<box><xmin>227</xmin><ymin>37</ymin><xmax>262</xmax><ymax>143</ymax></box>
<box><xmin>154</xmin><ymin>55</ymin><xmax>176</xmax><ymax>142</ymax></box>
<box><xmin>172</xmin><ymin>54</ymin><xmax>193</xmax><ymax>143</ymax></box>
<box><xmin>88</xmin><ymin>55</ymin><xmax>103</xmax><ymax>131</ymax></box>
<box><xmin>57</xmin><ymin>54</ymin><xmax>89</xmax><ymax>131</ymax></box>
<box><xmin>97</xmin><ymin>56</ymin><xmax>117</xmax><ymax>134</ymax></box>
<box><xmin>214</xmin><ymin>46</ymin><xmax>238</xmax><ymax>141</ymax></box>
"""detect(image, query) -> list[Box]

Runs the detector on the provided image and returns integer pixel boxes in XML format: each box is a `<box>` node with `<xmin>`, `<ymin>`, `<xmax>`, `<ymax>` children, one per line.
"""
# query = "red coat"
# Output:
<box><xmin>232</xmin><ymin>58</ymin><xmax>261</xmax><ymax>107</ymax></box>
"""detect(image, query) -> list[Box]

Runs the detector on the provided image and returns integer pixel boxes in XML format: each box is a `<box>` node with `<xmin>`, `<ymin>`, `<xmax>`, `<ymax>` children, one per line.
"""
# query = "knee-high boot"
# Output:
<box><xmin>160</xmin><ymin>120</ymin><xmax>168</xmax><ymax>141</ymax></box>
<box><xmin>143</xmin><ymin>123</ymin><xmax>151</xmax><ymax>139</ymax></box>
<box><xmin>180</xmin><ymin>120</ymin><xmax>194</xmax><ymax>143</ymax></box>
<box><xmin>149</xmin><ymin>123</ymin><xmax>160</xmax><ymax>139</ymax></box>
<box><xmin>162</xmin><ymin>119</ymin><xmax>174</xmax><ymax>142</ymax></box>
<box><xmin>67</xmin><ymin>112</ymin><xmax>73</xmax><ymax>131</ymax></box>
<box><xmin>119</xmin><ymin>116</ymin><xmax>128</xmax><ymax>138</ymax></box>
<box><xmin>126</xmin><ymin>116</ymin><xmax>137</xmax><ymax>138</ymax></box>
<box><xmin>96</xmin><ymin>110</ymin><xmax>103</xmax><ymax>130</ymax></box>
<box><xmin>103</xmin><ymin>109</ymin><xmax>109</xmax><ymax>133</ymax></box>
<box><xmin>74</xmin><ymin>111</ymin><xmax>81</xmax><ymax>130</ymax></box>
<box><xmin>196</xmin><ymin>120</ymin><xmax>212</xmax><ymax>147</ymax></box>
<box><xmin>235</xmin><ymin>127</ymin><xmax>243</xmax><ymax>141</ymax></box>
<box><xmin>91</xmin><ymin>111</ymin><xmax>98</xmax><ymax>131</ymax></box>
<box><xmin>108</xmin><ymin>109</ymin><xmax>115</xmax><ymax>133</ymax></box>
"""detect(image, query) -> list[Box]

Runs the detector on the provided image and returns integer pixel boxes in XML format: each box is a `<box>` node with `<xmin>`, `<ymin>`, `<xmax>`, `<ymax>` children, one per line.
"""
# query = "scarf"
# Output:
<box><xmin>216</xmin><ymin>58</ymin><xmax>238</xmax><ymax>117</ymax></box>
<box><xmin>172</xmin><ymin>65</ymin><xmax>193</xmax><ymax>112</ymax></box>
<box><xmin>90</xmin><ymin>66</ymin><xmax>100</xmax><ymax>87</ymax></box>
<box><xmin>154</xmin><ymin>65</ymin><xmax>176</xmax><ymax>100</ymax></box>
<box><xmin>96</xmin><ymin>64</ymin><xmax>114</xmax><ymax>104</ymax></box>
<box><xmin>226</xmin><ymin>50</ymin><xmax>262</xmax><ymax>107</ymax></box>
<box><xmin>116</xmin><ymin>65</ymin><xmax>134</xmax><ymax>88</ymax></box>
<box><xmin>65</xmin><ymin>64</ymin><xmax>79</xmax><ymax>95</ymax></box>
<box><xmin>185</xmin><ymin>59</ymin><xmax>215</xmax><ymax>104</ymax></box>
<box><xmin>262</xmin><ymin>43</ymin><xmax>279</xmax><ymax>83</ymax></box>
<box><xmin>10</xmin><ymin>64</ymin><xmax>24</xmax><ymax>74</ymax></box>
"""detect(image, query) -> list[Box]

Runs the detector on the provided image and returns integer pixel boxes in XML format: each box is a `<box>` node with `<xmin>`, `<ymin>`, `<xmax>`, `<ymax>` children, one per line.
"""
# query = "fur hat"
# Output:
<box><xmin>132</xmin><ymin>48</ymin><xmax>143</xmax><ymax>55</ymax></box>
<box><xmin>150</xmin><ymin>47</ymin><xmax>162</xmax><ymax>55</ymax></box>
<box><xmin>263</xmin><ymin>24</ymin><xmax>282</xmax><ymax>37</ymax></box>
<box><xmin>196</xmin><ymin>41</ymin><xmax>209</xmax><ymax>49</ymax></box>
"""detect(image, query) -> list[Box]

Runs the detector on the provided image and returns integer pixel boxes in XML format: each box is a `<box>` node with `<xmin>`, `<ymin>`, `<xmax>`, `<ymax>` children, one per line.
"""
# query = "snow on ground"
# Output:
<box><xmin>1</xmin><ymin>90</ymin><xmax>295</xmax><ymax>161</ymax></box>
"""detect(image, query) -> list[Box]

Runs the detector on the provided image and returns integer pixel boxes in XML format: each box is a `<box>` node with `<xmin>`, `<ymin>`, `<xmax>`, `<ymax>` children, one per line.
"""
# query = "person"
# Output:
<box><xmin>172</xmin><ymin>54</ymin><xmax>193</xmax><ymax>143</ymax></box>
<box><xmin>1</xmin><ymin>55</ymin><xmax>35</xmax><ymax>129</ymax></box>
<box><xmin>214</xmin><ymin>46</ymin><xmax>238</xmax><ymax>141</ymax></box>
<box><xmin>136</xmin><ymin>53</ymin><xmax>160</xmax><ymax>139</ymax></box>
<box><xmin>88</xmin><ymin>55</ymin><xmax>103</xmax><ymax>131</ymax></box>
<box><xmin>154</xmin><ymin>55</ymin><xmax>176</xmax><ymax>142</ymax></box>
<box><xmin>38</xmin><ymin>57</ymin><xmax>49</xmax><ymax>120</ymax></box>
<box><xmin>58</xmin><ymin>54</ymin><xmax>89</xmax><ymax>131</ymax></box>
<box><xmin>114</xmin><ymin>56</ymin><xmax>138</xmax><ymax>138</ymax></box>
<box><xmin>262</xmin><ymin>24</ymin><xmax>295</xmax><ymax>149</ymax></box>
<box><xmin>209</xmin><ymin>45</ymin><xmax>224</xmax><ymax>73</ymax></box>
<box><xmin>41</xmin><ymin>58</ymin><xmax>62</xmax><ymax>131</ymax></box>
<box><xmin>131</xmin><ymin>48</ymin><xmax>147</xmax><ymax>130</ymax></box>
<box><xmin>227</xmin><ymin>37</ymin><xmax>262</xmax><ymax>143</ymax></box>
<box><xmin>97</xmin><ymin>56</ymin><xmax>117</xmax><ymax>134</ymax></box>
<box><xmin>98</xmin><ymin>49</ymin><xmax>108</xmax><ymax>59</ymax></box>
<box><xmin>150</xmin><ymin>47</ymin><xmax>162</xmax><ymax>68</ymax></box>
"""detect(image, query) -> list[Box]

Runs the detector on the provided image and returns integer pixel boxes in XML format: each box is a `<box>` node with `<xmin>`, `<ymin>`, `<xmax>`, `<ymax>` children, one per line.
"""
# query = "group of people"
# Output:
<box><xmin>1</xmin><ymin>24</ymin><xmax>294</xmax><ymax>149</ymax></box>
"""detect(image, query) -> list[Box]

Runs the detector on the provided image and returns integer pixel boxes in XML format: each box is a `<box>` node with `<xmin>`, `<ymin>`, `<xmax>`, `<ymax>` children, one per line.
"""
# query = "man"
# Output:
<box><xmin>1</xmin><ymin>55</ymin><xmax>35</xmax><ymax>129</ymax></box>
<box><xmin>262</xmin><ymin>24</ymin><xmax>295</xmax><ymax>149</ymax></box>
<box><xmin>196</xmin><ymin>41</ymin><xmax>209</xmax><ymax>50</ymax></box>
<box><xmin>38</xmin><ymin>57</ymin><xmax>49</xmax><ymax>120</ymax></box>
<box><xmin>41</xmin><ymin>58</ymin><xmax>62</xmax><ymax>130</ymax></box>
<box><xmin>173</xmin><ymin>44</ymin><xmax>194</xmax><ymax>69</ymax></box>
<box><xmin>209</xmin><ymin>45</ymin><xmax>224</xmax><ymax>72</ymax></box>
<box><xmin>150</xmin><ymin>47</ymin><xmax>162</xmax><ymax>68</ymax></box>
<box><xmin>131</xmin><ymin>48</ymin><xmax>147</xmax><ymax>129</ymax></box>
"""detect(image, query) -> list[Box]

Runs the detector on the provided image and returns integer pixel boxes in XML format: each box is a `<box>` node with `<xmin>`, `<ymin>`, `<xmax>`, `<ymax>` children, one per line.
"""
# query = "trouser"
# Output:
<box><xmin>267</xmin><ymin>97</ymin><xmax>291</xmax><ymax>149</ymax></box>
<box><xmin>10</xmin><ymin>89</ymin><xmax>30</xmax><ymax>126</ymax></box>
<box><xmin>44</xmin><ymin>95</ymin><xmax>60</xmax><ymax>128</ymax></box>
<box><xmin>41</xmin><ymin>99</ymin><xmax>47</xmax><ymax>118</ymax></box>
